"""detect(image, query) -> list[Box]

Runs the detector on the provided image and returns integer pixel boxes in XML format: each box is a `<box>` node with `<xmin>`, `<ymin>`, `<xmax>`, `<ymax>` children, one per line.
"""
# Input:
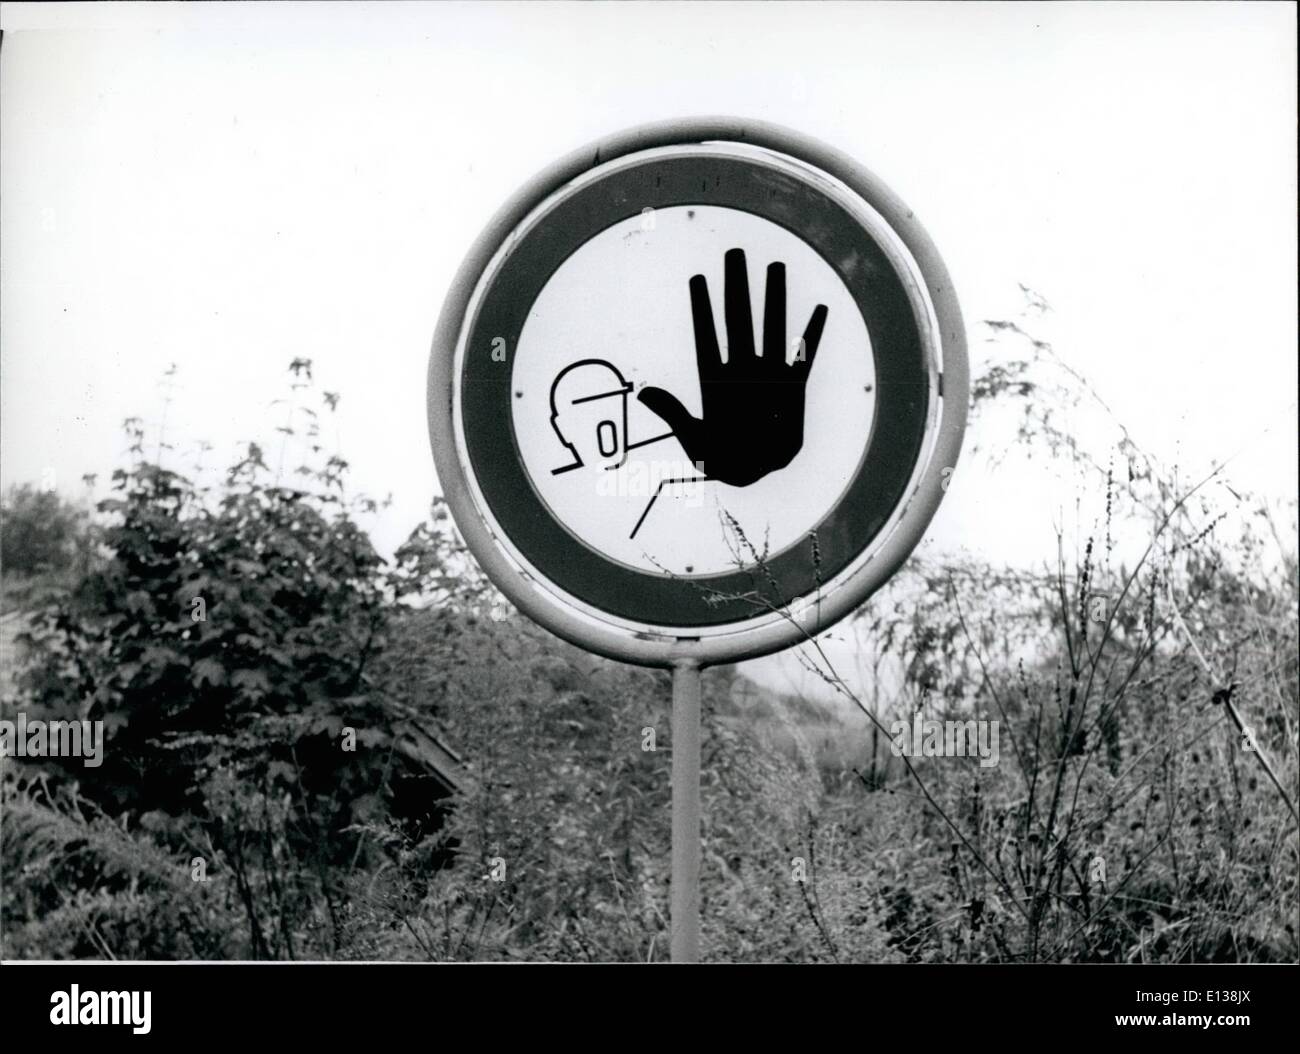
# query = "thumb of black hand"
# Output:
<box><xmin>638</xmin><ymin>387</ymin><xmax>703</xmax><ymax>459</ymax></box>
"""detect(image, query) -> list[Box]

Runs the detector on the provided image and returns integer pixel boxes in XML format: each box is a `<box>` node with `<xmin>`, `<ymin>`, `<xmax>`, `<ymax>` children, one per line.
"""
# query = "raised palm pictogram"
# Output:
<box><xmin>638</xmin><ymin>248</ymin><xmax>828</xmax><ymax>487</ymax></box>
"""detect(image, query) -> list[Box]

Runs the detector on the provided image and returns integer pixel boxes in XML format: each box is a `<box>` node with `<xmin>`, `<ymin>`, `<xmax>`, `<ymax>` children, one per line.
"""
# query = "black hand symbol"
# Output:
<box><xmin>638</xmin><ymin>248</ymin><xmax>828</xmax><ymax>488</ymax></box>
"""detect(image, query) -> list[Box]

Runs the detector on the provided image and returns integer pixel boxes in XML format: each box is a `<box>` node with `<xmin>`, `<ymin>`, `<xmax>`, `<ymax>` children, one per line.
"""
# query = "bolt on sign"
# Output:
<box><xmin>429</xmin><ymin>119</ymin><xmax>967</xmax><ymax>668</ymax></box>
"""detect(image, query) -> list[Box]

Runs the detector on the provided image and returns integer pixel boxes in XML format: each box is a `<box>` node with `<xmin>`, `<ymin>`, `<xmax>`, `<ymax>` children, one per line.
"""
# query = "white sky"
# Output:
<box><xmin>2</xmin><ymin>2</ymin><xmax>1296</xmax><ymax>671</ymax></box>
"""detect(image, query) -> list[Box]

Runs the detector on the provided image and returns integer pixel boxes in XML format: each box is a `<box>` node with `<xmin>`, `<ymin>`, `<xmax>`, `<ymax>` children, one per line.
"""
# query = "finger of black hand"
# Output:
<box><xmin>638</xmin><ymin>387</ymin><xmax>703</xmax><ymax>459</ymax></box>
<box><xmin>689</xmin><ymin>274</ymin><xmax>721</xmax><ymax>381</ymax></box>
<box><xmin>797</xmin><ymin>304</ymin><xmax>828</xmax><ymax>378</ymax></box>
<box><xmin>724</xmin><ymin>248</ymin><xmax>756</xmax><ymax>364</ymax></box>
<box><xmin>763</xmin><ymin>261</ymin><xmax>786</xmax><ymax>365</ymax></box>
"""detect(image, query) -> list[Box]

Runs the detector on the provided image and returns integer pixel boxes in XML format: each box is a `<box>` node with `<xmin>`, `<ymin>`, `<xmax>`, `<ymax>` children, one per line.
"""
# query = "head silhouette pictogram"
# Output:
<box><xmin>549</xmin><ymin>359</ymin><xmax>634</xmax><ymax>475</ymax></box>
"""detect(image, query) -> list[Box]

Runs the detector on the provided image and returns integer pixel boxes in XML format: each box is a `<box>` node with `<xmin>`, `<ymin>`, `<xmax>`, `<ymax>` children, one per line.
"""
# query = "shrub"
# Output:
<box><xmin>1</xmin><ymin>484</ymin><xmax>92</xmax><ymax>580</ymax></box>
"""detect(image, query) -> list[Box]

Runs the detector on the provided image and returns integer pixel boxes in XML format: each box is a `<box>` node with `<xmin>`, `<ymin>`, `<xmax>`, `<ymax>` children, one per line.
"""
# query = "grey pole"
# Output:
<box><xmin>670</xmin><ymin>658</ymin><xmax>702</xmax><ymax>963</ymax></box>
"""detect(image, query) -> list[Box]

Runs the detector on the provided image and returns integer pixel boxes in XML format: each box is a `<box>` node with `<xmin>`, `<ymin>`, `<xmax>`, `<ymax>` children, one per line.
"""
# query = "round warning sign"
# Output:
<box><xmin>429</xmin><ymin>119</ymin><xmax>967</xmax><ymax>667</ymax></box>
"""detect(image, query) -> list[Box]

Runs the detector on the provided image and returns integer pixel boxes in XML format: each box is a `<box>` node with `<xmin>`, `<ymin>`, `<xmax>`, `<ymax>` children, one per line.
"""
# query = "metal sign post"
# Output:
<box><xmin>428</xmin><ymin>118</ymin><xmax>968</xmax><ymax>962</ymax></box>
<box><xmin>670</xmin><ymin>660</ymin><xmax>702</xmax><ymax>962</ymax></box>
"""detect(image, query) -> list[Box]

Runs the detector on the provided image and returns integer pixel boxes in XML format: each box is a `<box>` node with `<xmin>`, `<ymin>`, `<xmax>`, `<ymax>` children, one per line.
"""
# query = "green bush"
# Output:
<box><xmin>1</xmin><ymin>484</ymin><xmax>90</xmax><ymax>577</ymax></box>
<box><xmin>3</xmin><ymin>363</ymin><xmax>457</xmax><ymax>959</ymax></box>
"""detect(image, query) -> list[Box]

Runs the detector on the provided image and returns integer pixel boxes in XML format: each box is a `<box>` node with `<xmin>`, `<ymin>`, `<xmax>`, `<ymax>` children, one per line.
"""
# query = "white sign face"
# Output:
<box><xmin>511</xmin><ymin>205</ymin><xmax>876</xmax><ymax>576</ymax></box>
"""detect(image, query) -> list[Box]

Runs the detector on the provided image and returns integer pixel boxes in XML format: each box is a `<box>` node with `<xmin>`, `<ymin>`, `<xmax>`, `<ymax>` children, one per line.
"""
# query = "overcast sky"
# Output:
<box><xmin>2</xmin><ymin>2</ymin><xmax>1295</xmax><ymax>695</ymax></box>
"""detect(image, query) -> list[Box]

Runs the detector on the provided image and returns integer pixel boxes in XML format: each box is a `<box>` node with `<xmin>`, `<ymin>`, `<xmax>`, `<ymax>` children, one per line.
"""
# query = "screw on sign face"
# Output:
<box><xmin>429</xmin><ymin>119</ymin><xmax>967</xmax><ymax>667</ymax></box>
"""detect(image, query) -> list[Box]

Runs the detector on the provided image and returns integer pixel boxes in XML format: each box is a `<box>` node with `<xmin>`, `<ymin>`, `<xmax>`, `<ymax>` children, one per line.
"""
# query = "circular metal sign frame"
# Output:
<box><xmin>428</xmin><ymin>118</ymin><xmax>967</xmax><ymax>668</ymax></box>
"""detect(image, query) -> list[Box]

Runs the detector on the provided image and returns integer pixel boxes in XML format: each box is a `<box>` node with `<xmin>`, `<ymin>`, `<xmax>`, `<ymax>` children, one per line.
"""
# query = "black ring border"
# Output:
<box><xmin>460</xmin><ymin>150</ymin><xmax>930</xmax><ymax>627</ymax></box>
